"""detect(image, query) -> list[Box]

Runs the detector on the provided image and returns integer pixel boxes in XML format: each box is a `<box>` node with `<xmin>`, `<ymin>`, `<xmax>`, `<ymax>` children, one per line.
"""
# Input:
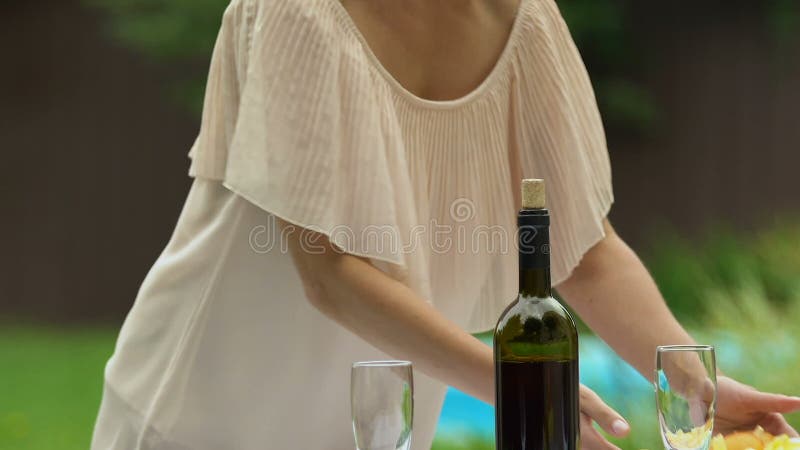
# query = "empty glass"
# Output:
<box><xmin>351</xmin><ymin>361</ymin><xmax>414</xmax><ymax>450</ymax></box>
<box><xmin>656</xmin><ymin>345</ymin><xmax>717</xmax><ymax>450</ymax></box>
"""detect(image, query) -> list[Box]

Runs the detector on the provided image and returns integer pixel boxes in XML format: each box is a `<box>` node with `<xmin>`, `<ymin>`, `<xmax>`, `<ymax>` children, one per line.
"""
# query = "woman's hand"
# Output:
<box><xmin>580</xmin><ymin>385</ymin><xmax>631</xmax><ymax>450</ymax></box>
<box><xmin>714</xmin><ymin>376</ymin><xmax>800</xmax><ymax>436</ymax></box>
<box><xmin>558</xmin><ymin>221</ymin><xmax>800</xmax><ymax>441</ymax></box>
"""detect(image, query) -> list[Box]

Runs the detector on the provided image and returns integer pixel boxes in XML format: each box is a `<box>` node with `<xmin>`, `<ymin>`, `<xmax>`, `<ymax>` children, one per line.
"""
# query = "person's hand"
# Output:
<box><xmin>715</xmin><ymin>376</ymin><xmax>800</xmax><ymax>437</ymax></box>
<box><xmin>580</xmin><ymin>384</ymin><xmax>631</xmax><ymax>450</ymax></box>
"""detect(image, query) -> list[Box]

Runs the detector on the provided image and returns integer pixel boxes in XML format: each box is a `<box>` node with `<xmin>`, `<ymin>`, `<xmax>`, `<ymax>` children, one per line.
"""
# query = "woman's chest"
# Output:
<box><xmin>392</xmin><ymin>101</ymin><xmax>520</xmax><ymax>231</ymax></box>
<box><xmin>339</xmin><ymin>0</ymin><xmax>521</xmax><ymax>102</ymax></box>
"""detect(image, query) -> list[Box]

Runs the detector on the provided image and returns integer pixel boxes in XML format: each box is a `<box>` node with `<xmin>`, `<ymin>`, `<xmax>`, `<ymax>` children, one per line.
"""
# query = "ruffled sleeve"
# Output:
<box><xmin>512</xmin><ymin>0</ymin><xmax>615</xmax><ymax>285</ymax></box>
<box><xmin>188</xmin><ymin>0</ymin><xmax>426</xmax><ymax>283</ymax></box>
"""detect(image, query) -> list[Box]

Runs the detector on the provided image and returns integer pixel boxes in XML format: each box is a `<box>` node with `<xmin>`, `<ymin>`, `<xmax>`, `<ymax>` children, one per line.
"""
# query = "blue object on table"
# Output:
<box><xmin>435</xmin><ymin>335</ymin><xmax>651</xmax><ymax>440</ymax></box>
<box><xmin>436</xmin><ymin>333</ymin><xmax>761</xmax><ymax>440</ymax></box>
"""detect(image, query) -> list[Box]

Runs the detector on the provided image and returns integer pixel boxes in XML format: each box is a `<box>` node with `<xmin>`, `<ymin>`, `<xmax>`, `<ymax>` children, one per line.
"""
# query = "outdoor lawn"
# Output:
<box><xmin>2</xmin><ymin>223</ymin><xmax>799</xmax><ymax>450</ymax></box>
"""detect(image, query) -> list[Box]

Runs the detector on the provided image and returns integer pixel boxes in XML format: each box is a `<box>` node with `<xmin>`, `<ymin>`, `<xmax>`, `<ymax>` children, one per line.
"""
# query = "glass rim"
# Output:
<box><xmin>352</xmin><ymin>360</ymin><xmax>412</xmax><ymax>368</ymax></box>
<box><xmin>656</xmin><ymin>344</ymin><xmax>715</xmax><ymax>352</ymax></box>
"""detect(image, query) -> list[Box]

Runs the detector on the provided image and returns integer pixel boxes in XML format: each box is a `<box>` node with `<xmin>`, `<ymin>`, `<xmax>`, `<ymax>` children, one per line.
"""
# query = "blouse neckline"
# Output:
<box><xmin>329</xmin><ymin>0</ymin><xmax>529</xmax><ymax>110</ymax></box>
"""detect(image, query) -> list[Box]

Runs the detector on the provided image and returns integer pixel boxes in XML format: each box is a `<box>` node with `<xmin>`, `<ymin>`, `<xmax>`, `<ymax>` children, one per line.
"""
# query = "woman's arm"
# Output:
<box><xmin>557</xmin><ymin>218</ymin><xmax>800</xmax><ymax>436</ymax></box>
<box><xmin>280</xmin><ymin>218</ymin><xmax>494</xmax><ymax>403</ymax></box>
<box><xmin>279</xmin><ymin>219</ymin><xmax>631</xmax><ymax>449</ymax></box>
<box><xmin>556</xmin><ymin>219</ymin><xmax>694</xmax><ymax>378</ymax></box>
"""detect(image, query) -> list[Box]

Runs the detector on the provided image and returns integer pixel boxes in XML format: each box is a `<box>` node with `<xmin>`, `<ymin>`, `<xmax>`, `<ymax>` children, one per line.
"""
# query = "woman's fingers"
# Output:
<box><xmin>745</xmin><ymin>391</ymin><xmax>800</xmax><ymax>415</ymax></box>
<box><xmin>758</xmin><ymin>412</ymin><xmax>799</xmax><ymax>438</ymax></box>
<box><xmin>575</xmin><ymin>385</ymin><xmax>632</xmax><ymax>450</ymax></box>
<box><xmin>580</xmin><ymin>385</ymin><xmax>631</xmax><ymax>437</ymax></box>
<box><xmin>581</xmin><ymin>413</ymin><xmax>622</xmax><ymax>450</ymax></box>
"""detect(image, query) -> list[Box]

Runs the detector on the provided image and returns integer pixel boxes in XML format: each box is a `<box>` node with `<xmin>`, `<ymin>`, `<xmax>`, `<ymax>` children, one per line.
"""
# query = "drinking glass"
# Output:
<box><xmin>351</xmin><ymin>361</ymin><xmax>414</xmax><ymax>450</ymax></box>
<box><xmin>656</xmin><ymin>345</ymin><xmax>717</xmax><ymax>450</ymax></box>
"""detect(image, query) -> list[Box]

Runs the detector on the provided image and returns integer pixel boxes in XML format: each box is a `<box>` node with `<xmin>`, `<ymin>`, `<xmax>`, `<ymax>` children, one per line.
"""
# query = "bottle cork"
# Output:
<box><xmin>521</xmin><ymin>179</ymin><xmax>546</xmax><ymax>209</ymax></box>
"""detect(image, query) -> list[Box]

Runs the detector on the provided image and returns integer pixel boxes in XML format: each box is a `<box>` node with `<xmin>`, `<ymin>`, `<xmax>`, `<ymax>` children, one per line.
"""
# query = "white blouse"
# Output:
<box><xmin>92</xmin><ymin>0</ymin><xmax>613</xmax><ymax>448</ymax></box>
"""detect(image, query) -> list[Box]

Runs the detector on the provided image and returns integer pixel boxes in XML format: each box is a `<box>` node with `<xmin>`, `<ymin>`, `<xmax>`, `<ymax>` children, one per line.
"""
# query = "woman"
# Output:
<box><xmin>91</xmin><ymin>0</ymin><xmax>800</xmax><ymax>448</ymax></box>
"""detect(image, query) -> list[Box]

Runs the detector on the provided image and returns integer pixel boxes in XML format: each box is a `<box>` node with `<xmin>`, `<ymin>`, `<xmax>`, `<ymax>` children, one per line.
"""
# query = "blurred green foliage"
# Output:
<box><xmin>645</xmin><ymin>218</ymin><xmax>800</xmax><ymax>326</ymax></box>
<box><xmin>556</xmin><ymin>0</ymin><xmax>653</xmax><ymax>133</ymax></box>
<box><xmin>86</xmin><ymin>0</ymin><xmax>225</xmax><ymax>60</ymax></box>
<box><xmin>86</xmin><ymin>0</ymin><xmax>798</xmax><ymax>130</ymax></box>
<box><xmin>85</xmin><ymin>0</ymin><xmax>229</xmax><ymax>114</ymax></box>
<box><xmin>766</xmin><ymin>0</ymin><xmax>800</xmax><ymax>44</ymax></box>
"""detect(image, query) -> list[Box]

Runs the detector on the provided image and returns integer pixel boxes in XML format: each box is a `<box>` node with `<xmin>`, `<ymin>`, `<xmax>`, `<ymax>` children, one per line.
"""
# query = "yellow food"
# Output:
<box><xmin>754</xmin><ymin>428</ymin><xmax>777</xmax><ymax>446</ymax></box>
<box><xmin>764</xmin><ymin>435</ymin><xmax>800</xmax><ymax>450</ymax></box>
<box><xmin>713</xmin><ymin>434</ymin><xmax>729</xmax><ymax>450</ymax></box>
<box><xmin>666</xmin><ymin>421</ymin><xmax>714</xmax><ymax>449</ymax></box>
<box><xmin>712</xmin><ymin>427</ymin><xmax>798</xmax><ymax>450</ymax></box>
<box><xmin>723</xmin><ymin>431</ymin><xmax>767</xmax><ymax>450</ymax></box>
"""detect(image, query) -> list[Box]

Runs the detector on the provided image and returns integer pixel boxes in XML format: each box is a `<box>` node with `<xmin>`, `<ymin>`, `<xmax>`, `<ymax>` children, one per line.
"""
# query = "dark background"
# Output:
<box><xmin>1</xmin><ymin>0</ymin><xmax>799</xmax><ymax>322</ymax></box>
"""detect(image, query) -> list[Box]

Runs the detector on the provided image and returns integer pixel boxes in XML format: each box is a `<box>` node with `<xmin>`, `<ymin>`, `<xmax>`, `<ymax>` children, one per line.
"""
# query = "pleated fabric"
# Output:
<box><xmin>189</xmin><ymin>0</ymin><xmax>613</xmax><ymax>331</ymax></box>
<box><xmin>93</xmin><ymin>0</ymin><xmax>614</xmax><ymax>448</ymax></box>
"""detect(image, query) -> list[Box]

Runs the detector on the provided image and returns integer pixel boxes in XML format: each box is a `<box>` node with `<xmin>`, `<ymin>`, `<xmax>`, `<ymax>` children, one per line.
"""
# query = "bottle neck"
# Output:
<box><xmin>517</xmin><ymin>208</ymin><xmax>551</xmax><ymax>299</ymax></box>
<box><xmin>519</xmin><ymin>267</ymin><xmax>551</xmax><ymax>298</ymax></box>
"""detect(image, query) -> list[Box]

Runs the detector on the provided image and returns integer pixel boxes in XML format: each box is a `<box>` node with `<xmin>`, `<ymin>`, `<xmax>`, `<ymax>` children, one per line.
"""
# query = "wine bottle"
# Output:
<box><xmin>494</xmin><ymin>179</ymin><xmax>580</xmax><ymax>450</ymax></box>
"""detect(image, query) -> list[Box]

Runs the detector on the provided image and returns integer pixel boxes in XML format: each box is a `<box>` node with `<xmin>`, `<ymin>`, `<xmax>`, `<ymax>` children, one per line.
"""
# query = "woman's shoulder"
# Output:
<box><xmin>245</xmin><ymin>0</ymin><xmax>351</xmax><ymax>42</ymax></box>
<box><xmin>235</xmin><ymin>0</ymin><xmax>372</xmax><ymax>85</ymax></box>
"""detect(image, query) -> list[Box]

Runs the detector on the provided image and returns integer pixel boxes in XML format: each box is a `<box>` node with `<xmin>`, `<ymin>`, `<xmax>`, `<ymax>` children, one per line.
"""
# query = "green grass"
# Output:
<box><xmin>0</xmin><ymin>325</ymin><xmax>116</xmax><ymax>450</ymax></box>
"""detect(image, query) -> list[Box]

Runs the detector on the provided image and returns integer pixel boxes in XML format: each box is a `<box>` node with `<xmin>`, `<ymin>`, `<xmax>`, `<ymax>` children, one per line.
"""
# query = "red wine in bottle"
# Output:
<box><xmin>494</xmin><ymin>179</ymin><xmax>580</xmax><ymax>450</ymax></box>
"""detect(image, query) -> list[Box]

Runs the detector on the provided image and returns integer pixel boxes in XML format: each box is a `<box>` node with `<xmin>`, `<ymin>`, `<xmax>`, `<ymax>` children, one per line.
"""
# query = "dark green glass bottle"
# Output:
<box><xmin>494</xmin><ymin>179</ymin><xmax>580</xmax><ymax>450</ymax></box>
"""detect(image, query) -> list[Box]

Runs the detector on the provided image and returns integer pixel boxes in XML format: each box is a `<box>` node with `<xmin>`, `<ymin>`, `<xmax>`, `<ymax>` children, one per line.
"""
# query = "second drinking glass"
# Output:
<box><xmin>351</xmin><ymin>361</ymin><xmax>414</xmax><ymax>450</ymax></box>
<box><xmin>655</xmin><ymin>345</ymin><xmax>717</xmax><ymax>450</ymax></box>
